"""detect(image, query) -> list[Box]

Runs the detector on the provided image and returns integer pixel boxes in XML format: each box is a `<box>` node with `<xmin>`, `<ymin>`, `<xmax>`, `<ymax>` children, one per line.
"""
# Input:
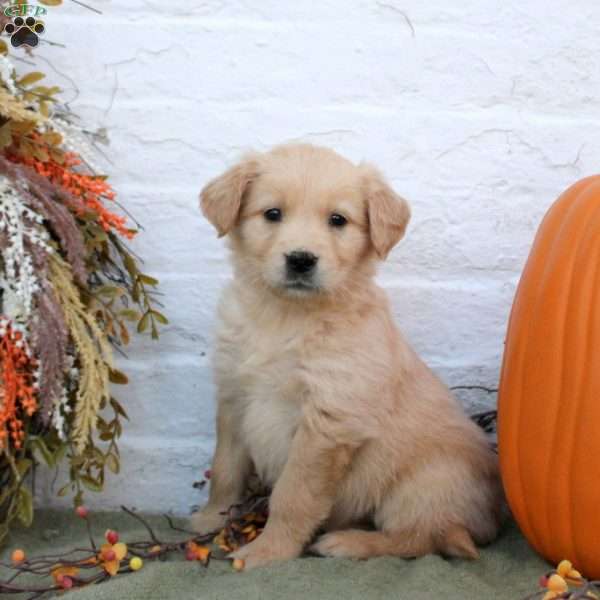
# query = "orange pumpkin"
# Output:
<box><xmin>498</xmin><ymin>176</ymin><xmax>600</xmax><ymax>578</ymax></box>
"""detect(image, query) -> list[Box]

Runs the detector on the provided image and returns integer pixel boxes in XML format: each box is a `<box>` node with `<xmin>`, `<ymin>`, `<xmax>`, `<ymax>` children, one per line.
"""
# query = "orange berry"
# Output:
<box><xmin>11</xmin><ymin>549</ymin><xmax>25</xmax><ymax>563</ymax></box>
<box><xmin>542</xmin><ymin>592</ymin><xmax>558</xmax><ymax>600</ymax></box>
<box><xmin>547</xmin><ymin>574</ymin><xmax>568</xmax><ymax>593</ymax></box>
<box><xmin>196</xmin><ymin>546</ymin><xmax>210</xmax><ymax>562</ymax></box>
<box><xmin>557</xmin><ymin>560</ymin><xmax>572</xmax><ymax>577</ymax></box>
<box><xmin>232</xmin><ymin>558</ymin><xmax>245</xmax><ymax>571</ymax></box>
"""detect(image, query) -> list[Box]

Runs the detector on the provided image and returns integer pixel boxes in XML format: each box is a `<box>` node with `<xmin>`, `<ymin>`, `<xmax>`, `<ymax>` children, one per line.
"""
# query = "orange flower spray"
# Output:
<box><xmin>0</xmin><ymin>318</ymin><xmax>38</xmax><ymax>450</ymax></box>
<box><xmin>8</xmin><ymin>150</ymin><xmax>135</xmax><ymax>239</ymax></box>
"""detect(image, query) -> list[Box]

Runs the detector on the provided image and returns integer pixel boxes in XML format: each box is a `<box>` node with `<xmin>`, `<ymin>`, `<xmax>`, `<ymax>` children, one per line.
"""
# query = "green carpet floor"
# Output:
<box><xmin>1</xmin><ymin>510</ymin><xmax>549</xmax><ymax>599</ymax></box>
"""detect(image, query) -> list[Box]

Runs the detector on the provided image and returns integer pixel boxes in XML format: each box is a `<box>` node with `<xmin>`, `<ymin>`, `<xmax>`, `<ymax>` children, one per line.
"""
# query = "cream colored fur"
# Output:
<box><xmin>192</xmin><ymin>143</ymin><xmax>502</xmax><ymax>569</ymax></box>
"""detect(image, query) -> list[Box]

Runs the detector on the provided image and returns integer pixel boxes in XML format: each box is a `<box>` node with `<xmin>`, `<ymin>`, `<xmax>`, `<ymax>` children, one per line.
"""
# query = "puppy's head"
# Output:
<box><xmin>200</xmin><ymin>144</ymin><xmax>410</xmax><ymax>297</ymax></box>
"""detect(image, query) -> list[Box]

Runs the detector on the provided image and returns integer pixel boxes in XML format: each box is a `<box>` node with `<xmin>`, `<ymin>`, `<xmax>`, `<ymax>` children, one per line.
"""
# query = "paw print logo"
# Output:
<box><xmin>3</xmin><ymin>16</ymin><xmax>45</xmax><ymax>48</ymax></box>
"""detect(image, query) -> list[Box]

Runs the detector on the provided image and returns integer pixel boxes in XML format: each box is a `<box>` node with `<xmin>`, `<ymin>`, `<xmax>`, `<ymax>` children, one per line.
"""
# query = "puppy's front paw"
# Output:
<box><xmin>190</xmin><ymin>506</ymin><xmax>227</xmax><ymax>534</ymax></box>
<box><xmin>229</xmin><ymin>533</ymin><xmax>302</xmax><ymax>570</ymax></box>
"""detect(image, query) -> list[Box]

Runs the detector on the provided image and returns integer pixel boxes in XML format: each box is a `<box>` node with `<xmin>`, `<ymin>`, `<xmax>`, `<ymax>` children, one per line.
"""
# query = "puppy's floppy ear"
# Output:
<box><xmin>361</xmin><ymin>164</ymin><xmax>411</xmax><ymax>259</ymax></box>
<box><xmin>200</xmin><ymin>154</ymin><xmax>260</xmax><ymax>237</ymax></box>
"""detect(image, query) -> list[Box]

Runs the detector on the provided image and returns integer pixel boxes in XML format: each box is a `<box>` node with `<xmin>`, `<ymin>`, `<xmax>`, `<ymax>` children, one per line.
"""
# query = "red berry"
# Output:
<box><xmin>61</xmin><ymin>576</ymin><xmax>73</xmax><ymax>589</ymax></box>
<box><xmin>539</xmin><ymin>575</ymin><xmax>549</xmax><ymax>588</ymax></box>
<box><xmin>104</xmin><ymin>549</ymin><xmax>116</xmax><ymax>561</ymax></box>
<box><xmin>186</xmin><ymin>549</ymin><xmax>197</xmax><ymax>561</ymax></box>
<box><xmin>105</xmin><ymin>530</ymin><xmax>119</xmax><ymax>544</ymax></box>
<box><xmin>204</xmin><ymin>469</ymin><xmax>212</xmax><ymax>480</ymax></box>
<box><xmin>76</xmin><ymin>506</ymin><xmax>89</xmax><ymax>518</ymax></box>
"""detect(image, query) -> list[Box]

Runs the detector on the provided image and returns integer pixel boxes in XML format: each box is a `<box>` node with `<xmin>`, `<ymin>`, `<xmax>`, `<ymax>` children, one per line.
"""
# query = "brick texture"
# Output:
<box><xmin>32</xmin><ymin>0</ymin><xmax>598</xmax><ymax>514</ymax></box>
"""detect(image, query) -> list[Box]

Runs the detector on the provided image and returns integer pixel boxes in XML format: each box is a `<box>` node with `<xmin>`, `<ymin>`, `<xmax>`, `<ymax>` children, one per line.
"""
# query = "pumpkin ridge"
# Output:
<box><xmin>528</xmin><ymin>197</ymin><xmax>582</xmax><ymax>554</ymax></box>
<box><xmin>539</xmin><ymin>187</ymin><xmax>600</xmax><ymax>560</ymax></box>
<box><xmin>515</xmin><ymin>186</ymin><xmax>586</xmax><ymax>552</ymax></box>
<box><xmin>566</xmin><ymin>184</ymin><xmax>600</xmax><ymax>572</ymax></box>
<box><xmin>568</xmin><ymin>251</ymin><xmax>599</xmax><ymax>571</ymax></box>
<box><xmin>548</xmin><ymin>188</ymin><xmax>600</xmax><ymax>564</ymax></box>
<box><xmin>498</xmin><ymin>185</ymin><xmax>578</xmax><ymax>545</ymax></box>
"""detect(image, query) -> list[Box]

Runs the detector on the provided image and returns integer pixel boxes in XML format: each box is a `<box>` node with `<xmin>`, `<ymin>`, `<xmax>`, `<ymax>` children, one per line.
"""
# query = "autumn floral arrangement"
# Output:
<box><xmin>0</xmin><ymin>33</ymin><xmax>165</xmax><ymax>541</ymax></box>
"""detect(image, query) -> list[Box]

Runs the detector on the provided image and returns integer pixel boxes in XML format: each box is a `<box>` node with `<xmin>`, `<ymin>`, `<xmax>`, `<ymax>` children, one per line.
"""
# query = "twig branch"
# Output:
<box><xmin>451</xmin><ymin>385</ymin><xmax>498</xmax><ymax>394</ymax></box>
<box><xmin>120</xmin><ymin>505</ymin><xmax>159</xmax><ymax>544</ymax></box>
<box><xmin>69</xmin><ymin>0</ymin><xmax>103</xmax><ymax>13</ymax></box>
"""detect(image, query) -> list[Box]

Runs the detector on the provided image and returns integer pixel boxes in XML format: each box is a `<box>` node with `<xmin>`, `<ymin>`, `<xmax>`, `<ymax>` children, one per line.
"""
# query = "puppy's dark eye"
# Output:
<box><xmin>264</xmin><ymin>208</ymin><xmax>282</xmax><ymax>222</ymax></box>
<box><xmin>328</xmin><ymin>213</ymin><xmax>347</xmax><ymax>228</ymax></box>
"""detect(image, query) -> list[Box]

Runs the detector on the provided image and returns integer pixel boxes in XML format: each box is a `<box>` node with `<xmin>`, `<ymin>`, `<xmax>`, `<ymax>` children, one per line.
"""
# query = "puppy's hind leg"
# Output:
<box><xmin>311</xmin><ymin>523</ymin><xmax>479</xmax><ymax>560</ymax></box>
<box><xmin>311</xmin><ymin>528</ymin><xmax>433</xmax><ymax>559</ymax></box>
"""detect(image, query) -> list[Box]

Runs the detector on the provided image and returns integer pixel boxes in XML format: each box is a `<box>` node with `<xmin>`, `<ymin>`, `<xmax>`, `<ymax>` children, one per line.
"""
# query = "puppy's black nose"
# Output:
<box><xmin>286</xmin><ymin>251</ymin><xmax>319</xmax><ymax>274</ymax></box>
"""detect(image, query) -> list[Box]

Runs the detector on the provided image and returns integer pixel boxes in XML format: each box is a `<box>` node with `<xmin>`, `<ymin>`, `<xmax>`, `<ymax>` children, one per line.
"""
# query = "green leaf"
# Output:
<box><xmin>151</xmin><ymin>310</ymin><xmax>169</xmax><ymax>325</ymax></box>
<box><xmin>57</xmin><ymin>483</ymin><xmax>71</xmax><ymax>497</ymax></box>
<box><xmin>80</xmin><ymin>476</ymin><xmax>103</xmax><ymax>493</ymax></box>
<box><xmin>137</xmin><ymin>311</ymin><xmax>150</xmax><ymax>333</ymax></box>
<box><xmin>53</xmin><ymin>443</ymin><xmax>67</xmax><ymax>465</ymax></box>
<box><xmin>49</xmin><ymin>147</ymin><xmax>65</xmax><ymax>163</ymax></box>
<box><xmin>131</xmin><ymin>282</ymin><xmax>140</xmax><ymax>303</ymax></box>
<box><xmin>17</xmin><ymin>487</ymin><xmax>34</xmax><ymax>526</ymax></box>
<box><xmin>31</xmin><ymin>438</ymin><xmax>55</xmax><ymax>467</ymax></box>
<box><xmin>16</xmin><ymin>458</ymin><xmax>32</xmax><ymax>479</ymax></box>
<box><xmin>96</xmin><ymin>416</ymin><xmax>109</xmax><ymax>432</ymax></box>
<box><xmin>119</xmin><ymin>321</ymin><xmax>130</xmax><ymax>345</ymax></box>
<box><xmin>110</xmin><ymin>397</ymin><xmax>129</xmax><ymax>420</ymax></box>
<box><xmin>119</xmin><ymin>309</ymin><xmax>141</xmax><ymax>321</ymax></box>
<box><xmin>0</xmin><ymin>122</ymin><xmax>12</xmax><ymax>149</ymax></box>
<box><xmin>123</xmin><ymin>253</ymin><xmax>138</xmax><ymax>278</ymax></box>
<box><xmin>32</xmin><ymin>85</ymin><xmax>60</xmax><ymax>97</ymax></box>
<box><xmin>32</xmin><ymin>145</ymin><xmax>49</xmax><ymax>162</ymax></box>
<box><xmin>70</xmin><ymin>455</ymin><xmax>86</xmax><ymax>468</ymax></box>
<box><xmin>17</xmin><ymin>71</ymin><xmax>46</xmax><ymax>87</ymax></box>
<box><xmin>92</xmin><ymin>228</ymin><xmax>108</xmax><ymax>243</ymax></box>
<box><xmin>109</xmin><ymin>368</ymin><xmax>129</xmax><ymax>384</ymax></box>
<box><xmin>138</xmin><ymin>273</ymin><xmax>159</xmax><ymax>286</ymax></box>
<box><xmin>95</xmin><ymin>285</ymin><xmax>123</xmax><ymax>298</ymax></box>
<box><xmin>106</xmin><ymin>454</ymin><xmax>120</xmax><ymax>475</ymax></box>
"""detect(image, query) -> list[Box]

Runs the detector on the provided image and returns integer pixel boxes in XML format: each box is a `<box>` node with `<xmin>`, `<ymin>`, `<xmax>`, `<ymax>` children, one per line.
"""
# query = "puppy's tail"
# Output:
<box><xmin>437</xmin><ymin>524</ymin><xmax>480</xmax><ymax>560</ymax></box>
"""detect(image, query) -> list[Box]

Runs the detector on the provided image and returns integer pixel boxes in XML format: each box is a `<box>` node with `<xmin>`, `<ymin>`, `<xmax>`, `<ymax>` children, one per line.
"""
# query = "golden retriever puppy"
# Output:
<box><xmin>192</xmin><ymin>143</ymin><xmax>502</xmax><ymax>569</ymax></box>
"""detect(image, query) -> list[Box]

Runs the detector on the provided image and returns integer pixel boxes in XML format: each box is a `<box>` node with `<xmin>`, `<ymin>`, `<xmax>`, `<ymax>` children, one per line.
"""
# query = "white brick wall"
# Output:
<box><xmin>33</xmin><ymin>0</ymin><xmax>599</xmax><ymax>514</ymax></box>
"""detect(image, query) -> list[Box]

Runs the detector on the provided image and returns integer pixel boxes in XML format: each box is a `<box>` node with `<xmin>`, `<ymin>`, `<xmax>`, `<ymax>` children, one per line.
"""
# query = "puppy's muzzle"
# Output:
<box><xmin>285</xmin><ymin>250</ymin><xmax>319</xmax><ymax>276</ymax></box>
